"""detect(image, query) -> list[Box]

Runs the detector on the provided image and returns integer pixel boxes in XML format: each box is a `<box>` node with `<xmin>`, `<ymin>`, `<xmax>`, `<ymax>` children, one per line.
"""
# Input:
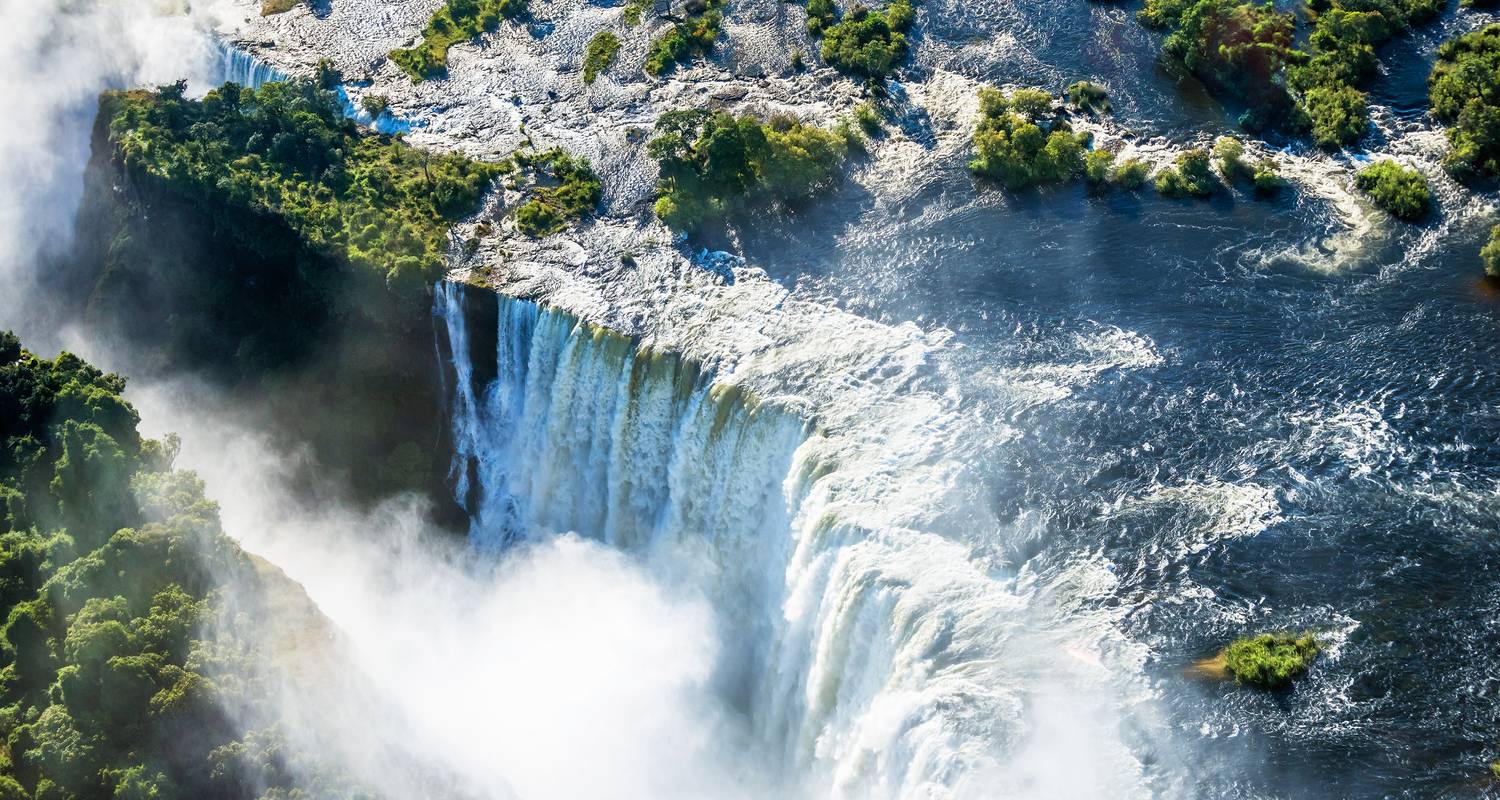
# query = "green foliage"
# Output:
<box><xmin>104</xmin><ymin>80</ymin><xmax>506</xmax><ymax>290</ymax></box>
<box><xmin>583</xmin><ymin>30</ymin><xmax>621</xmax><ymax>83</ymax></box>
<box><xmin>1084</xmin><ymin>149</ymin><xmax>1115</xmax><ymax>186</ymax></box>
<box><xmin>1155</xmin><ymin>148</ymin><xmax>1221</xmax><ymax>197</ymax></box>
<box><xmin>645</xmin><ymin>2</ymin><xmax>722</xmax><ymax>76</ymax></box>
<box><xmin>1480</xmin><ymin>223</ymin><xmax>1500</xmax><ymax>278</ymax></box>
<box><xmin>1224</xmin><ymin>632</ymin><xmax>1321</xmax><ymax>689</ymax></box>
<box><xmin>390</xmin><ymin>0</ymin><xmax>526</xmax><ymax>81</ymax></box>
<box><xmin>1112</xmin><ymin>157</ymin><xmax>1151</xmax><ymax>189</ymax></box>
<box><xmin>854</xmin><ymin>102</ymin><xmax>883</xmax><ymax>137</ymax></box>
<box><xmin>1429</xmin><ymin>25</ymin><xmax>1500</xmax><ymax>180</ymax></box>
<box><xmin>0</xmin><ymin>337</ymin><xmax>318</xmax><ymax>799</ymax></box>
<box><xmin>1354</xmin><ymin>159</ymin><xmax>1431</xmax><ymax>222</ymax></box>
<box><xmin>806</xmin><ymin>0</ymin><xmax>837</xmax><ymax>34</ymax></box>
<box><xmin>623</xmin><ymin>0</ymin><xmax>651</xmax><ymax>26</ymax></box>
<box><xmin>1066</xmin><ymin>81</ymin><xmax>1111</xmax><ymax>114</ymax></box>
<box><xmin>360</xmin><ymin>94</ymin><xmax>389</xmax><ymax>118</ymax></box>
<box><xmin>1212</xmin><ymin>135</ymin><xmax>1249</xmax><ymax>181</ymax></box>
<box><xmin>509</xmin><ymin>148</ymin><xmax>603</xmax><ymax>237</ymax></box>
<box><xmin>649</xmin><ymin>110</ymin><xmax>853</xmax><ymax>231</ymax></box>
<box><xmin>816</xmin><ymin>0</ymin><xmax>915</xmax><ymax>78</ymax></box>
<box><xmin>968</xmin><ymin>86</ymin><xmax>1091</xmax><ymax>190</ymax></box>
<box><xmin>1143</xmin><ymin>0</ymin><xmax>1435</xmax><ymax>146</ymax></box>
<box><xmin>1252</xmin><ymin>157</ymin><xmax>1286</xmax><ymax>194</ymax></box>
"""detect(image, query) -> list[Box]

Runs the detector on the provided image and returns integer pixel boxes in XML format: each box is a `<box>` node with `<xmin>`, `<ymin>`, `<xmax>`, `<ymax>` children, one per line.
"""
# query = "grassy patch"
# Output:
<box><xmin>583</xmin><ymin>30</ymin><xmax>621</xmax><ymax>83</ymax></box>
<box><xmin>968</xmin><ymin>86</ymin><xmax>1091</xmax><ymax>190</ymax></box>
<box><xmin>623</xmin><ymin>0</ymin><xmax>652</xmax><ymax>25</ymax></box>
<box><xmin>1224</xmin><ymin>633</ymin><xmax>1321</xmax><ymax>689</ymax></box>
<box><xmin>105</xmin><ymin>80</ymin><xmax>507</xmax><ymax>289</ymax></box>
<box><xmin>389</xmin><ymin>0</ymin><xmax>526</xmax><ymax>82</ymax></box>
<box><xmin>649</xmin><ymin>109</ymin><xmax>856</xmax><ymax>231</ymax></box>
<box><xmin>1355</xmin><ymin>159</ymin><xmax>1431</xmax><ymax>222</ymax></box>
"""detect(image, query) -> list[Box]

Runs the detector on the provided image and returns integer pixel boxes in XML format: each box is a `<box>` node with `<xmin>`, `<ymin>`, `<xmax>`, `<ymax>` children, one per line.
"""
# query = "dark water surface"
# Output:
<box><xmin>734</xmin><ymin>1</ymin><xmax>1500</xmax><ymax>795</ymax></box>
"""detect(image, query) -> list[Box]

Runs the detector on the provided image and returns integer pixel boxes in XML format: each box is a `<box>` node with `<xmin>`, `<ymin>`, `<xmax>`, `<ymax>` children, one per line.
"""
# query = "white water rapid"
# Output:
<box><xmin>433</xmin><ymin>281</ymin><xmax>1173</xmax><ymax>799</ymax></box>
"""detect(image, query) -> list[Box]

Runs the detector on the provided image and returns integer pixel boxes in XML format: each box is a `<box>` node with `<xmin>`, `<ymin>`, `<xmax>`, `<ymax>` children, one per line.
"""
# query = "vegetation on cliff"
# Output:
<box><xmin>968</xmin><ymin>87</ymin><xmax>1090</xmax><ymax>190</ymax></box>
<box><xmin>1429</xmin><ymin>24</ymin><xmax>1500</xmax><ymax>181</ymax></box>
<box><xmin>0</xmin><ymin>334</ymin><xmax>364</xmax><ymax>799</ymax></box>
<box><xmin>1354</xmin><ymin>159</ymin><xmax>1431</xmax><ymax>221</ymax></box>
<box><xmin>649</xmin><ymin>109</ymin><xmax>858</xmax><ymax>231</ymax></box>
<box><xmin>390</xmin><ymin>0</ymin><xmax>527</xmax><ymax>81</ymax></box>
<box><xmin>583</xmin><ymin>31</ymin><xmax>621</xmax><ymax>83</ymax></box>
<box><xmin>645</xmin><ymin>0</ymin><xmax>723</xmax><ymax>76</ymax></box>
<box><xmin>104</xmin><ymin>80</ymin><xmax>504</xmax><ymax>290</ymax></box>
<box><xmin>806</xmin><ymin>0</ymin><xmax>915</xmax><ymax>78</ymax></box>
<box><xmin>1223</xmin><ymin>633</ymin><xmax>1321</xmax><ymax>689</ymax></box>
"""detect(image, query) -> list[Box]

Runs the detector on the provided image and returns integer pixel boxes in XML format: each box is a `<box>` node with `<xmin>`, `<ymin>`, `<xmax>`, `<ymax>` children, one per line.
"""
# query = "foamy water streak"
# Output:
<box><xmin>435</xmin><ymin>282</ymin><xmax>1169</xmax><ymax>799</ymax></box>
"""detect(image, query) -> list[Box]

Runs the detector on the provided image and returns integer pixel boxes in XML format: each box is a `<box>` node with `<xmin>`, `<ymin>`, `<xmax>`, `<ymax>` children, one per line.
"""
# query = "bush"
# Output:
<box><xmin>1084</xmin><ymin>149</ymin><xmax>1115</xmax><ymax>185</ymax></box>
<box><xmin>1481</xmin><ymin>224</ymin><xmax>1500</xmax><ymax>278</ymax></box>
<box><xmin>969</xmin><ymin>87</ymin><xmax>1090</xmax><ymax>190</ymax></box>
<box><xmin>649</xmin><ymin>110</ymin><xmax>852</xmax><ymax>231</ymax></box>
<box><xmin>855</xmin><ymin>102</ymin><xmax>882</xmax><ymax>137</ymax></box>
<box><xmin>1155</xmin><ymin>149</ymin><xmax>1220</xmax><ymax>197</ymax></box>
<box><xmin>1149</xmin><ymin>0</ymin><xmax>1295</xmax><ymax>116</ymax></box>
<box><xmin>583</xmin><ymin>31</ymin><xmax>621</xmax><ymax>83</ymax></box>
<box><xmin>816</xmin><ymin>0</ymin><xmax>915</xmax><ymax>78</ymax></box>
<box><xmin>1112</xmin><ymin>157</ymin><xmax>1150</xmax><ymax>189</ymax></box>
<box><xmin>1066</xmin><ymin>81</ymin><xmax>1110</xmax><ymax>114</ymax></box>
<box><xmin>1224</xmin><ymin>633</ymin><xmax>1320</xmax><ymax>689</ymax></box>
<box><xmin>360</xmin><ymin>94</ymin><xmax>389</xmax><ymax>118</ymax></box>
<box><xmin>1355</xmin><ymin>159</ymin><xmax>1431</xmax><ymax>222</ymax></box>
<box><xmin>389</xmin><ymin>0</ymin><xmax>526</xmax><ymax>81</ymax></box>
<box><xmin>1212</xmin><ymin>136</ymin><xmax>1249</xmax><ymax>181</ymax></box>
<box><xmin>1429</xmin><ymin>25</ymin><xmax>1500</xmax><ymax>180</ymax></box>
<box><xmin>1301</xmin><ymin>84</ymin><xmax>1368</xmax><ymax>148</ymax></box>
<box><xmin>510</xmin><ymin>148</ymin><xmax>603</xmax><ymax>236</ymax></box>
<box><xmin>1252</xmin><ymin>157</ymin><xmax>1285</xmax><ymax>194</ymax></box>
<box><xmin>645</xmin><ymin>5</ymin><xmax>722</xmax><ymax>76</ymax></box>
<box><xmin>806</xmin><ymin>0</ymin><xmax>837</xmax><ymax>34</ymax></box>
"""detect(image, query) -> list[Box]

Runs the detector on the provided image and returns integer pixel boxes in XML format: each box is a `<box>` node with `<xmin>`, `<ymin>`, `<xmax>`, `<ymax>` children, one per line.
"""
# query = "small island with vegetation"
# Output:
<box><xmin>1198</xmin><ymin>632</ymin><xmax>1322</xmax><ymax>690</ymax></box>
<box><xmin>805</xmin><ymin>0</ymin><xmax>915</xmax><ymax>78</ymax></box>
<box><xmin>645</xmin><ymin>0</ymin><xmax>723</xmax><ymax>76</ymax></box>
<box><xmin>1355</xmin><ymin>159</ymin><xmax>1431</xmax><ymax>222</ymax></box>
<box><xmin>390</xmin><ymin>0</ymin><xmax>527</xmax><ymax>82</ymax></box>
<box><xmin>969</xmin><ymin>86</ymin><xmax>1090</xmax><ymax>190</ymax></box>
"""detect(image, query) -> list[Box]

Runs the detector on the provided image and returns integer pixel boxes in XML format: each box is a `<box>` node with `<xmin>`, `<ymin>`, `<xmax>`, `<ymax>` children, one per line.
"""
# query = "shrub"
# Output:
<box><xmin>1112</xmin><ymin>157</ymin><xmax>1150</xmax><ymax>189</ymax></box>
<box><xmin>1481</xmin><ymin>223</ymin><xmax>1500</xmax><ymax>278</ymax></box>
<box><xmin>645</xmin><ymin>5</ymin><xmax>722</xmax><ymax>76</ymax></box>
<box><xmin>583</xmin><ymin>30</ymin><xmax>621</xmax><ymax>83</ymax></box>
<box><xmin>1252</xmin><ymin>157</ymin><xmax>1286</xmax><ymax>194</ymax></box>
<box><xmin>1355</xmin><ymin>159</ymin><xmax>1431</xmax><ymax>222</ymax></box>
<box><xmin>1301</xmin><ymin>84</ymin><xmax>1368</xmax><ymax>148</ymax></box>
<box><xmin>806</xmin><ymin>0</ymin><xmax>837</xmax><ymax>34</ymax></box>
<box><xmin>854</xmin><ymin>102</ymin><xmax>882</xmax><ymax>137</ymax></box>
<box><xmin>1212</xmin><ymin>135</ymin><xmax>1249</xmax><ymax>181</ymax></box>
<box><xmin>1151</xmin><ymin>0</ymin><xmax>1295</xmax><ymax>116</ymax></box>
<box><xmin>389</xmin><ymin>0</ymin><xmax>526</xmax><ymax>82</ymax></box>
<box><xmin>1224</xmin><ymin>633</ymin><xmax>1320</xmax><ymax>689</ymax></box>
<box><xmin>623</xmin><ymin>0</ymin><xmax>651</xmax><ymax>24</ymax></box>
<box><xmin>1066</xmin><ymin>80</ymin><xmax>1111</xmax><ymax>114</ymax></box>
<box><xmin>1155</xmin><ymin>149</ymin><xmax>1220</xmax><ymax>197</ymax></box>
<box><xmin>1084</xmin><ymin>149</ymin><xmax>1115</xmax><ymax>185</ymax></box>
<box><xmin>649</xmin><ymin>110</ymin><xmax>851</xmax><ymax>231</ymax></box>
<box><xmin>360</xmin><ymin>94</ymin><xmax>389</xmax><ymax>118</ymax></box>
<box><xmin>816</xmin><ymin>0</ymin><xmax>915</xmax><ymax>78</ymax></box>
<box><xmin>968</xmin><ymin>86</ymin><xmax>1089</xmax><ymax>190</ymax></box>
<box><xmin>510</xmin><ymin>148</ymin><xmax>603</xmax><ymax>236</ymax></box>
<box><xmin>1429</xmin><ymin>25</ymin><xmax>1500</xmax><ymax>180</ymax></box>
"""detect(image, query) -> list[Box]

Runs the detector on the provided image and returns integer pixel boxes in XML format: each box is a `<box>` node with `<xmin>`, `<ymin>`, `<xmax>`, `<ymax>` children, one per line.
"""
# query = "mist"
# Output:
<box><xmin>130</xmin><ymin>375</ymin><xmax>787</xmax><ymax>800</ymax></box>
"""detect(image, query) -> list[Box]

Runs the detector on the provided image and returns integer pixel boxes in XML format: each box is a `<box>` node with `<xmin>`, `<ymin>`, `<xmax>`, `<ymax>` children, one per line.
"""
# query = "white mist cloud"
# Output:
<box><xmin>131</xmin><ymin>377</ymin><xmax>782</xmax><ymax>800</ymax></box>
<box><xmin>0</xmin><ymin>0</ymin><xmax>236</xmax><ymax>347</ymax></box>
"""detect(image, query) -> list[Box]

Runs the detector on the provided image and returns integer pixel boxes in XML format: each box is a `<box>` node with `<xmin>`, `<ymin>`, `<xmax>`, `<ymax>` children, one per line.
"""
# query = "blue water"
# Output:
<box><xmin>728</xmin><ymin>4</ymin><xmax>1500</xmax><ymax>797</ymax></box>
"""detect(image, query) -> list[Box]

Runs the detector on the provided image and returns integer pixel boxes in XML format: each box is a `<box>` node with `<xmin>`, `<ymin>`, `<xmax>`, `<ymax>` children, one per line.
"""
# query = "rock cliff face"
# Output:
<box><xmin>60</xmin><ymin>96</ymin><xmax>465</xmax><ymax>519</ymax></box>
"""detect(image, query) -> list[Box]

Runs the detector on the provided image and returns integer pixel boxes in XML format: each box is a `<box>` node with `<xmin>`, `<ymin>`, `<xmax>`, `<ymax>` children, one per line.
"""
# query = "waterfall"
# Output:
<box><xmin>433</xmin><ymin>281</ymin><xmax>1161</xmax><ymax>799</ymax></box>
<box><xmin>216</xmin><ymin>42</ymin><xmax>289</xmax><ymax>89</ymax></box>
